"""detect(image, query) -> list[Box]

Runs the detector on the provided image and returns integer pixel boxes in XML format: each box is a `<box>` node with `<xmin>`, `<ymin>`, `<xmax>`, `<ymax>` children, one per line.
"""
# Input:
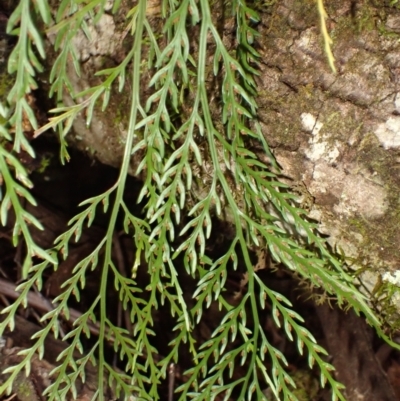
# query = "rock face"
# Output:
<box><xmin>255</xmin><ymin>0</ymin><xmax>400</xmax><ymax>282</ymax></box>
<box><xmin>43</xmin><ymin>1</ymin><xmax>400</xmax><ymax>288</ymax></box>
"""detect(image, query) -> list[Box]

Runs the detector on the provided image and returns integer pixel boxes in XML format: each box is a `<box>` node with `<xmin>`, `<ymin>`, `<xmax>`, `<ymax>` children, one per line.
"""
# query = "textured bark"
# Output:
<box><xmin>256</xmin><ymin>0</ymin><xmax>400</xmax><ymax>282</ymax></box>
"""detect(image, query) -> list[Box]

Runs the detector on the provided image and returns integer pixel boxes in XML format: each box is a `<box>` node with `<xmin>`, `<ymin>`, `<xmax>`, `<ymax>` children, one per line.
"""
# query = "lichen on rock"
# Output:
<box><xmin>256</xmin><ymin>0</ymin><xmax>400</xmax><ymax>295</ymax></box>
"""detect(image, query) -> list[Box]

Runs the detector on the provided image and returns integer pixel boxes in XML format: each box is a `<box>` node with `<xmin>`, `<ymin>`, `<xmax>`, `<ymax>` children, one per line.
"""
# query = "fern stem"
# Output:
<box><xmin>97</xmin><ymin>1</ymin><xmax>147</xmax><ymax>399</ymax></box>
<box><xmin>197</xmin><ymin>0</ymin><xmax>262</xmax><ymax>396</ymax></box>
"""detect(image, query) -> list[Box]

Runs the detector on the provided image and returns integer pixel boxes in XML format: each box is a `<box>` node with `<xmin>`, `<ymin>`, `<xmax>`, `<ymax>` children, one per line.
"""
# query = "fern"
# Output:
<box><xmin>0</xmin><ymin>1</ymin><xmax>397</xmax><ymax>401</ymax></box>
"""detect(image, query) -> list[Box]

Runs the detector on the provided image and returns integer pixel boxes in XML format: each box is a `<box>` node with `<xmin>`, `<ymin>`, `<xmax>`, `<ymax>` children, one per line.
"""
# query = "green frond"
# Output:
<box><xmin>0</xmin><ymin>1</ymin><xmax>395</xmax><ymax>401</ymax></box>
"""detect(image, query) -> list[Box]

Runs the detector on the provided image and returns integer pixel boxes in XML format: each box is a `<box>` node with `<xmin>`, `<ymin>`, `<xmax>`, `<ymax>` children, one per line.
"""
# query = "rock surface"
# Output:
<box><xmin>256</xmin><ymin>0</ymin><xmax>400</xmax><ymax>287</ymax></box>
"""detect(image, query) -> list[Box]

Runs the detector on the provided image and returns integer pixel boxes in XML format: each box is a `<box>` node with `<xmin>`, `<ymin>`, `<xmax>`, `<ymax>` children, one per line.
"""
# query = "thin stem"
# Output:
<box><xmin>198</xmin><ymin>0</ymin><xmax>261</xmax><ymax>396</ymax></box>
<box><xmin>97</xmin><ymin>1</ymin><xmax>147</xmax><ymax>399</ymax></box>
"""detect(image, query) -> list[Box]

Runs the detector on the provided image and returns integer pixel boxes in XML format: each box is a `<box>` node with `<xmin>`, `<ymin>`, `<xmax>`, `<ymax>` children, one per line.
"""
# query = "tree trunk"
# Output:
<box><xmin>256</xmin><ymin>0</ymin><xmax>400</xmax><ymax>282</ymax></box>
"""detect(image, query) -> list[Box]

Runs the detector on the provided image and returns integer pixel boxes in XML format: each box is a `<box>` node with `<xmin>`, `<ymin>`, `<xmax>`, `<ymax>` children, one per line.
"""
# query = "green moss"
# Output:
<box><xmin>291</xmin><ymin>0</ymin><xmax>318</xmax><ymax>26</ymax></box>
<box><xmin>344</xmin><ymin>133</ymin><xmax>400</xmax><ymax>265</ymax></box>
<box><xmin>0</xmin><ymin>71</ymin><xmax>13</xmax><ymax>102</ymax></box>
<box><xmin>330</xmin><ymin>1</ymin><xmax>400</xmax><ymax>40</ymax></box>
<box><xmin>37</xmin><ymin>155</ymin><xmax>52</xmax><ymax>173</ymax></box>
<box><xmin>0</xmin><ymin>72</ymin><xmax>13</xmax><ymax>125</ymax></box>
<box><xmin>319</xmin><ymin>111</ymin><xmax>362</xmax><ymax>146</ymax></box>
